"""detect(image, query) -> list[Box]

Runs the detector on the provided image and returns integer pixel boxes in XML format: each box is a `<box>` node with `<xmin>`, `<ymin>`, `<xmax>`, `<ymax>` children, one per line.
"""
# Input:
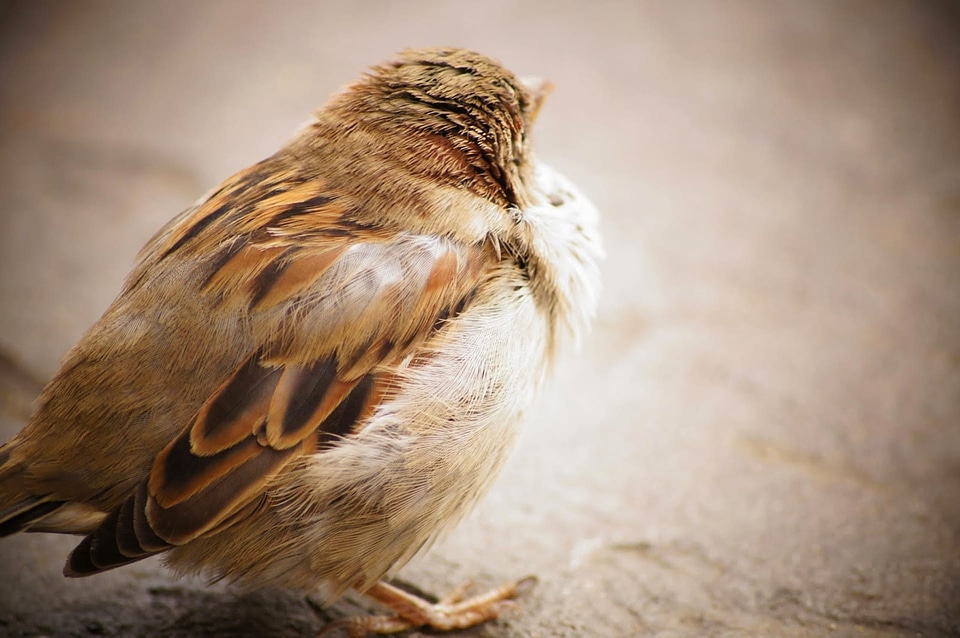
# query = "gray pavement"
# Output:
<box><xmin>1</xmin><ymin>1</ymin><xmax>958</xmax><ymax>636</ymax></box>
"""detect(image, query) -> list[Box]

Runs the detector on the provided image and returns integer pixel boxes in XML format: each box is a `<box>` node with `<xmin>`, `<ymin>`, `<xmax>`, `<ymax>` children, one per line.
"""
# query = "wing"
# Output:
<box><xmin>64</xmin><ymin>155</ymin><xmax>493</xmax><ymax>576</ymax></box>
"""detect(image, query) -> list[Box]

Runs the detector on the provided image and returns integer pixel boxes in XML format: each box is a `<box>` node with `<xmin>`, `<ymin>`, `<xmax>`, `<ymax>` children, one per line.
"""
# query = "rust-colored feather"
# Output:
<box><xmin>189</xmin><ymin>355</ymin><xmax>282</xmax><ymax>456</ymax></box>
<box><xmin>252</xmin><ymin>247</ymin><xmax>347</xmax><ymax>309</ymax></box>
<box><xmin>151</xmin><ymin>432</ymin><xmax>266</xmax><ymax>509</ymax></box>
<box><xmin>265</xmin><ymin>363</ymin><xmax>358</xmax><ymax>450</ymax></box>
<box><xmin>202</xmin><ymin>243</ymin><xmax>290</xmax><ymax>303</ymax></box>
<box><xmin>145</xmin><ymin>443</ymin><xmax>295</xmax><ymax>545</ymax></box>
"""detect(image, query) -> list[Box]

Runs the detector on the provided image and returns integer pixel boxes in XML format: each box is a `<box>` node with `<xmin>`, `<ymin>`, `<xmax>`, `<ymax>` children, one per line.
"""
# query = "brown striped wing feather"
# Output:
<box><xmin>64</xmin><ymin>161</ymin><xmax>491</xmax><ymax>576</ymax></box>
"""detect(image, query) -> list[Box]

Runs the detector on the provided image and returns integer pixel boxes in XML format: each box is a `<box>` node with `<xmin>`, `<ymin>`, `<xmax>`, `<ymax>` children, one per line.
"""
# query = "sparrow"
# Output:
<box><xmin>0</xmin><ymin>47</ymin><xmax>602</xmax><ymax>636</ymax></box>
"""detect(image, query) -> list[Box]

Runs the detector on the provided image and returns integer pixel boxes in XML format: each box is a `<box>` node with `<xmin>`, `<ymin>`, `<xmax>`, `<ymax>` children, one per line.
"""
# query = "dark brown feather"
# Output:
<box><xmin>131</xmin><ymin>481</ymin><xmax>171</xmax><ymax>553</ymax></box>
<box><xmin>189</xmin><ymin>354</ymin><xmax>282</xmax><ymax>456</ymax></box>
<box><xmin>265</xmin><ymin>360</ymin><xmax>355</xmax><ymax>449</ymax></box>
<box><xmin>0</xmin><ymin>497</ymin><xmax>65</xmax><ymax>537</ymax></box>
<box><xmin>145</xmin><ymin>444</ymin><xmax>296</xmax><ymax>545</ymax></box>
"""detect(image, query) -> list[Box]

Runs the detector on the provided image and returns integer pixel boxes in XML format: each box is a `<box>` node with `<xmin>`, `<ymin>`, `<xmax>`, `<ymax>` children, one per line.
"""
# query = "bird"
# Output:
<box><xmin>0</xmin><ymin>47</ymin><xmax>602</xmax><ymax>636</ymax></box>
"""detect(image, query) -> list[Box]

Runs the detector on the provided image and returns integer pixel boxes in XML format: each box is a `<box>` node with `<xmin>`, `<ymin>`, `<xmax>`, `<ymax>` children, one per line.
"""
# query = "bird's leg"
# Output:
<box><xmin>317</xmin><ymin>576</ymin><xmax>537</xmax><ymax>637</ymax></box>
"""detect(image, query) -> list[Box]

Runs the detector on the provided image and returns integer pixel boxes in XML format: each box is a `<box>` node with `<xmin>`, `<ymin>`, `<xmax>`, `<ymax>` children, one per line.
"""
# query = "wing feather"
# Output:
<box><xmin>64</xmin><ymin>170</ymin><xmax>494</xmax><ymax>576</ymax></box>
<box><xmin>265</xmin><ymin>363</ymin><xmax>358</xmax><ymax>450</ymax></box>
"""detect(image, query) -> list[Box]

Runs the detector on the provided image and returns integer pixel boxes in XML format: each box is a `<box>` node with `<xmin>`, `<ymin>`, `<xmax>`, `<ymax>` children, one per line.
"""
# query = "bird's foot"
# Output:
<box><xmin>317</xmin><ymin>575</ymin><xmax>537</xmax><ymax>637</ymax></box>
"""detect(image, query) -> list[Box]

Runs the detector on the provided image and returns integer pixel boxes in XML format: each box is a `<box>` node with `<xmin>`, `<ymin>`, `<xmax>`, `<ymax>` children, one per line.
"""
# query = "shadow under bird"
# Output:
<box><xmin>0</xmin><ymin>47</ymin><xmax>602</xmax><ymax>636</ymax></box>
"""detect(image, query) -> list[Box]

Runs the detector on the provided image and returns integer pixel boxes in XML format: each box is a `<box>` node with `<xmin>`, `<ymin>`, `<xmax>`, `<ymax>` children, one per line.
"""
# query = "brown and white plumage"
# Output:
<box><xmin>0</xmin><ymin>48</ymin><xmax>601</xmax><ymax>633</ymax></box>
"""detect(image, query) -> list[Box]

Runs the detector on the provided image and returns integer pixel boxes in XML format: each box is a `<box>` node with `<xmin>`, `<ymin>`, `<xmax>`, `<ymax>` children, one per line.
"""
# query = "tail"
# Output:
<box><xmin>0</xmin><ymin>442</ymin><xmax>68</xmax><ymax>536</ymax></box>
<box><xmin>0</xmin><ymin>440</ymin><xmax>164</xmax><ymax>577</ymax></box>
<box><xmin>0</xmin><ymin>496</ymin><xmax>67</xmax><ymax>536</ymax></box>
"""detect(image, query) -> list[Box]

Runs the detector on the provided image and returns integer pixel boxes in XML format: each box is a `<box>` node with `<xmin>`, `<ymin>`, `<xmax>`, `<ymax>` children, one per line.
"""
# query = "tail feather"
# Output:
<box><xmin>0</xmin><ymin>496</ymin><xmax>67</xmax><ymax>536</ymax></box>
<box><xmin>0</xmin><ymin>441</ymin><xmax>66</xmax><ymax>536</ymax></box>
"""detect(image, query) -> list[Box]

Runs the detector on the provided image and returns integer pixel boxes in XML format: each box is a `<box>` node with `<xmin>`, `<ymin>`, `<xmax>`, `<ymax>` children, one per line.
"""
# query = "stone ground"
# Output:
<box><xmin>0</xmin><ymin>1</ymin><xmax>958</xmax><ymax>636</ymax></box>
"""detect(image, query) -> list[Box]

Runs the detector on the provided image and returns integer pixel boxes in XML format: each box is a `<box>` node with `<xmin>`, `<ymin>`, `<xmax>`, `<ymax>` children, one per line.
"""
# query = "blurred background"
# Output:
<box><xmin>1</xmin><ymin>1</ymin><xmax>958</xmax><ymax>636</ymax></box>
